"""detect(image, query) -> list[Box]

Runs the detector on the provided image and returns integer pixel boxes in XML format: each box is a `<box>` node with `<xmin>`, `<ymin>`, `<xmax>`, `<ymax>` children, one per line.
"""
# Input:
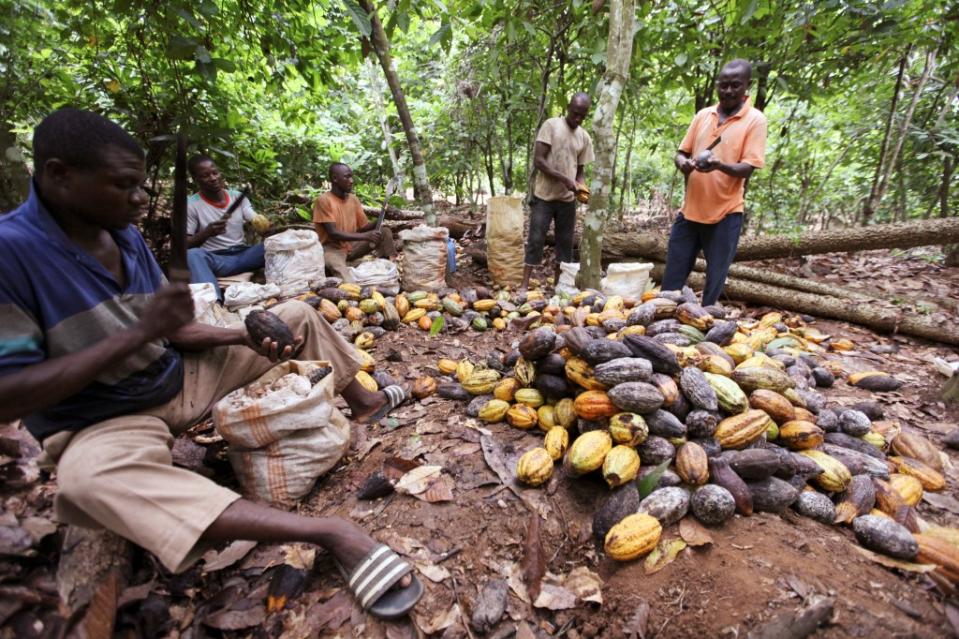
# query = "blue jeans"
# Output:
<box><xmin>661</xmin><ymin>212</ymin><xmax>742</xmax><ymax>306</ymax></box>
<box><xmin>187</xmin><ymin>244</ymin><xmax>265</xmax><ymax>300</ymax></box>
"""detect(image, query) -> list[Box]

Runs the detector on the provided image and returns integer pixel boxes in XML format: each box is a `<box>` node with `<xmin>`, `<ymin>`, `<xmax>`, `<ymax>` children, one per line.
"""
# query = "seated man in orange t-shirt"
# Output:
<box><xmin>313</xmin><ymin>163</ymin><xmax>396</xmax><ymax>281</ymax></box>
<box><xmin>661</xmin><ymin>59</ymin><xmax>767</xmax><ymax>306</ymax></box>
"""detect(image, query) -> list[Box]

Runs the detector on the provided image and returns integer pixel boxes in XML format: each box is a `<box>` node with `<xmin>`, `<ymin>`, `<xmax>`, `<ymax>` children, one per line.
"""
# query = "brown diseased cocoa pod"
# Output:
<box><xmin>245</xmin><ymin>310</ymin><xmax>296</xmax><ymax>353</ymax></box>
<box><xmin>708</xmin><ymin>457</ymin><xmax>753</xmax><ymax>516</ymax></box>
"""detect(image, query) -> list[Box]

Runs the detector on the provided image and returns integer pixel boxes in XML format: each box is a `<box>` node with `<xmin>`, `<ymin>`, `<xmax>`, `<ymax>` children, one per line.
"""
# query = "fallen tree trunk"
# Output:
<box><xmin>649</xmin><ymin>263</ymin><xmax>959</xmax><ymax>346</ymax></box>
<box><xmin>604</xmin><ymin>217</ymin><xmax>959</xmax><ymax>262</ymax></box>
<box><xmin>363</xmin><ymin>205</ymin><xmax>425</xmax><ymax>221</ymax></box>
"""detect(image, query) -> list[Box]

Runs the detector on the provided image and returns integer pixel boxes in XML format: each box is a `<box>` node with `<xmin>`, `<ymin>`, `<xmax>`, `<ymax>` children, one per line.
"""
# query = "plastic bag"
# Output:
<box><xmin>601</xmin><ymin>262</ymin><xmax>654</xmax><ymax>299</ymax></box>
<box><xmin>213</xmin><ymin>360</ymin><xmax>350</xmax><ymax>507</ymax></box>
<box><xmin>223</xmin><ymin>281</ymin><xmax>282</xmax><ymax>310</ymax></box>
<box><xmin>347</xmin><ymin>258</ymin><xmax>400</xmax><ymax>295</ymax></box>
<box><xmin>191</xmin><ymin>283</ymin><xmax>218</xmax><ymax>321</ymax></box>
<box><xmin>398</xmin><ymin>225</ymin><xmax>448</xmax><ymax>291</ymax></box>
<box><xmin>264</xmin><ymin>229</ymin><xmax>325</xmax><ymax>297</ymax></box>
<box><xmin>555</xmin><ymin>262</ymin><xmax>581</xmax><ymax>297</ymax></box>
<box><xmin>485</xmin><ymin>195</ymin><xmax>525</xmax><ymax>286</ymax></box>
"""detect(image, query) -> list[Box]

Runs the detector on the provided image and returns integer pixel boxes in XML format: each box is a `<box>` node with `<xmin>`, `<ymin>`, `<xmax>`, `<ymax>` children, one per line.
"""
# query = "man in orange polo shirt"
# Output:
<box><xmin>661</xmin><ymin>59</ymin><xmax>767</xmax><ymax>306</ymax></box>
<box><xmin>313</xmin><ymin>162</ymin><xmax>396</xmax><ymax>281</ymax></box>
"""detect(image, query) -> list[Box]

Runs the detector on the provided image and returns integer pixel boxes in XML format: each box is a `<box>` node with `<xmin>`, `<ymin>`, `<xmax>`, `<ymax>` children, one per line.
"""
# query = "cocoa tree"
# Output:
<box><xmin>576</xmin><ymin>0</ymin><xmax>636</xmax><ymax>289</ymax></box>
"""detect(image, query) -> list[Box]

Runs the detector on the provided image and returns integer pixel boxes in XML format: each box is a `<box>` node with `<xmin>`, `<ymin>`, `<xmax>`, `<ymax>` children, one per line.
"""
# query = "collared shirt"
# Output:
<box><xmin>312</xmin><ymin>192</ymin><xmax>370</xmax><ymax>253</ymax></box>
<box><xmin>187</xmin><ymin>189</ymin><xmax>255</xmax><ymax>251</ymax></box>
<box><xmin>678</xmin><ymin>98</ymin><xmax>767</xmax><ymax>224</ymax></box>
<box><xmin>0</xmin><ymin>183</ymin><xmax>183</xmax><ymax>441</ymax></box>
<box><xmin>533</xmin><ymin>117</ymin><xmax>595</xmax><ymax>202</ymax></box>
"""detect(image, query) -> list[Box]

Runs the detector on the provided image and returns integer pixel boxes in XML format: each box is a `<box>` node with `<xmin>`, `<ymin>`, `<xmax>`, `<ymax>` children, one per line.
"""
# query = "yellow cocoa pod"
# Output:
<box><xmin>799</xmin><ymin>450</ymin><xmax>852</xmax><ymax>492</ymax></box>
<box><xmin>537</xmin><ymin>405</ymin><xmax>557</xmax><ymax>431</ymax></box>
<box><xmin>463</xmin><ymin>369</ymin><xmax>502</xmax><ymax>395</ymax></box>
<box><xmin>565</xmin><ymin>430</ymin><xmax>612</xmax><ymax>476</ymax></box>
<box><xmin>346</xmin><ymin>306</ymin><xmax>366</xmax><ymax>322</ymax></box>
<box><xmin>602</xmin><ymin>445</ymin><xmax>640</xmax><ymax>488</ymax></box>
<box><xmin>914</xmin><ymin>534</ymin><xmax>959</xmax><ymax>584</ymax></box>
<box><xmin>319</xmin><ymin>299</ymin><xmax>342</xmax><ymax>323</ymax></box>
<box><xmin>564</xmin><ymin>356</ymin><xmax>606</xmax><ymax>391</ymax></box>
<box><xmin>355</xmin><ymin>370</ymin><xmax>378</xmax><ymax>393</ymax></box>
<box><xmin>608</xmin><ymin>413</ymin><xmax>648</xmax><ymax>447</ymax></box>
<box><xmin>514</xmin><ymin>357</ymin><xmax>536</xmax><ymax>387</ymax></box>
<box><xmin>714</xmin><ymin>409</ymin><xmax>774</xmax><ymax>449</ymax></box>
<box><xmin>493</xmin><ymin>318</ymin><xmax>506</xmax><ymax>330</ymax></box>
<box><xmin>370</xmin><ymin>290</ymin><xmax>387</xmax><ymax>308</ymax></box>
<box><xmin>494</xmin><ymin>378</ymin><xmax>521</xmax><ymax>402</ymax></box>
<box><xmin>437</xmin><ymin>358</ymin><xmax>458</xmax><ymax>375</ymax></box>
<box><xmin>478</xmin><ymin>399</ymin><xmax>510</xmax><ymax>423</ymax></box>
<box><xmin>251</xmin><ymin>213</ymin><xmax>271</xmax><ymax>233</ymax></box>
<box><xmin>354</xmin><ymin>331</ymin><xmax>375</xmax><ymax>350</ymax></box>
<box><xmin>417</xmin><ymin>315</ymin><xmax>432</xmax><ymax>331</ymax></box>
<box><xmin>516</xmin><ymin>447</ymin><xmax>553</xmax><ymax>487</ymax></box>
<box><xmin>778</xmin><ymin>421</ymin><xmax>824</xmax><ymax>450</ymax></box>
<box><xmin>506</xmin><ymin>403</ymin><xmax>538</xmax><ymax>429</ymax></box>
<box><xmin>888</xmin><ymin>456</ymin><xmax>945</xmax><ymax>491</ymax></box>
<box><xmin>861</xmin><ymin>431</ymin><xmax>886</xmax><ymax>450</ymax></box>
<box><xmin>412</xmin><ymin>376</ymin><xmax>437</xmax><ymax>399</ymax></box>
<box><xmin>455</xmin><ymin>359</ymin><xmax>475</xmax><ymax>384</ymax></box>
<box><xmin>473</xmin><ymin>299</ymin><xmax>498</xmax><ymax>312</ymax></box>
<box><xmin>514</xmin><ymin>388</ymin><xmax>545</xmax><ymax>408</ymax></box>
<box><xmin>554</xmin><ymin>398</ymin><xmax>576</xmax><ymax>428</ymax></box>
<box><xmin>544</xmin><ymin>427</ymin><xmax>569</xmax><ymax>461</ymax></box>
<box><xmin>395</xmin><ymin>294</ymin><xmax>410</xmax><ymax>318</ymax></box>
<box><xmin>402</xmin><ymin>308</ymin><xmax>426</xmax><ymax>323</ymax></box>
<box><xmin>356</xmin><ymin>348</ymin><xmax>376</xmax><ymax>373</ymax></box>
<box><xmin>889</xmin><ymin>473</ymin><xmax>923</xmax><ymax>506</ymax></box>
<box><xmin>604</xmin><ymin>513</ymin><xmax>662</xmax><ymax>561</ymax></box>
<box><xmin>338</xmin><ymin>283</ymin><xmax>362</xmax><ymax>298</ymax></box>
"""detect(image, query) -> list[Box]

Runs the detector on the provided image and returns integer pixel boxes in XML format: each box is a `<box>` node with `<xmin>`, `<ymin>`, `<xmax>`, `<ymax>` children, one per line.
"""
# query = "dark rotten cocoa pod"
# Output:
<box><xmin>518</xmin><ymin>328</ymin><xmax>556</xmax><ymax>361</ymax></box>
<box><xmin>652</xmin><ymin>332</ymin><xmax>692</xmax><ymax>347</ymax></box>
<box><xmin>592</xmin><ymin>483</ymin><xmax>640</xmax><ymax>543</ymax></box>
<box><xmin>820</xmin><ymin>443</ymin><xmax>889</xmax><ymax>479</ymax></box>
<box><xmin>623</xmin><ymin>335</ymin><xmax>681</xmax><ymax>375</ymax></box>
<box><xmin>691</xmin><ymin>438</ymin><xmax>722</xmax><ymax>458</ymax></box>
<box><xmin>537</xmin><ymin>353</ymin><xmax>567</xmax><ymax>377</ymax></box>
<box><xmin>563</xmin><ymin>327</ymin><xmax>592</xmax><ymax>356</ymax></box>
<box><xmin>626</xmin><ymin>303</ymin><xmax>657</xmax><ymax>327</ymax></box>
<box><xmin>850</xmin><ymin>375</ymin><xmax>904</xmax><ymax>392</ymax></box>
<box><xmin>835</xmin><ymin>474</ymin><xmax>876</xmax><ymax>524</ymax></box>
<box><xmin>437</xmin><ymin>383</ymin><xmax>470</xmax><ymax>401</ymax></box>
<box><xmin>707</xmin><ymin>457</ymin><xmax>752</xmax><ymax>516</ymax></box>
<box><xmin>745</xmin><ymin>477</ymin><xmax>800</xmax><ymax>513</ymax></box>
<box><xmin>811</xmin><ymin>367</ymin><xmax>835</xmax><ymax>388</ymax></box>
<box><xmin>245</xmin><ymin>310</ymin><xmax>296</xmax><ymax>354</ymax></box>
<box><xmin>724</xmin><ymin>448</ymin><xmax>782</xmax><ymax>480</ymax></box>
<box><xmin>637</xmin><ymin>435</ymin><xmax>675</xmax><ymax>465</ymax></box>
<box><xmin>852</xmin><ymin>515</ymin><xmax>918</xmax><ymax>560</ymax></box>
<box><xmin>680</xmin><ymin>367</ymin><xmax>719</xmax><ymax>411</ymax></box>
<box><xmin>580</xmin><ymin>338</ymin><xmax>633</xmax><ymax>366</ymax></box>
<box><xmin>840</xmin><ymin>410</ymin><xmax>872</xmax><ymax>437</ymax></box>
<box><xmin>645</xmin><ymin>409</ymin><xmax>686</xmax><ymax>438</ymax></box>
<box><xmin>823</xmin><ymin>432</ymin><xmax>884</xmax><ymax>459</ymax></box>
<box><xmin>645</xmin><ymin>319</ymin><xmax>683</xmax><ymax>337</ymax></box>
<box><xmin>686</xmin><ymin>410</ymin><xmax>720</xmax><ymax>438</ymax></box>
<box><xmin>534</xmin><ymin>373</ymin><xmax>570</xmax><ymax>400</ymax></box>
<box><xmin>608</xmin><ymin>382</ymin><xmax>665</xmax><ymax>414</ymax></box>
<box><xmin>815</xmin><ymin>409</ymin><xmax>840</xmax><ymax>432</ymax></box>
<box><xmin>851</xmin><ymin>400</ymin><xmax>884</xmax><ymax>421</ymax></box>
<box><xmin>704</xmin><ymin>320</ymin><xmax>738</xmax><ymax>345</ymax></box>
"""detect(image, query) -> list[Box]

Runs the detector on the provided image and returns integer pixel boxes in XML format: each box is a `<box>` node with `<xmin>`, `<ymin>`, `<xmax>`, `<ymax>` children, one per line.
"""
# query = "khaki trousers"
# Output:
<box><xmin>43</xmin><ymin>301</ymin><xmax>361</xmax><ymax>573</ymax></box>
<box><xmin>325</xmin><ymin>227</ymin><xmax>396</xmax><ymax>282</ymax></box>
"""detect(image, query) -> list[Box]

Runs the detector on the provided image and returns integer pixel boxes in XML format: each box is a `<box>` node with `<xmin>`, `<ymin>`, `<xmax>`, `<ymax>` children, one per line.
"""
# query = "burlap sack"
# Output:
<box><xmin>213</xmin><ymin>360</ymin><xmax>350</xmax><ymax>507</ymax></box>
<box><xmin>398</xmin><ymin>225</ymin><xmax>448</xmax><ymax>291</ymax></box>
<box><xmin>485</xmin><ymin>196</ymin><xmax>524</xmax><ymax>286</ymax></box>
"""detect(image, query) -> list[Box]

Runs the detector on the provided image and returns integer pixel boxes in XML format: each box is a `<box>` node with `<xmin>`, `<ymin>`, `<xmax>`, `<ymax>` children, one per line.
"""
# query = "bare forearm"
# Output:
<box><xmin>187</xmin><ymin>232</ymin><xmax>208</xmax><ymax>248</ymax></box>
<box><xmin>534</xmin><ymin>157</ymin><xmax>570</xmax><ymax>183</ymax></box>
<box><xmin>718</xmin><ymin>162</ymin><xmax>756</xmax><ymax>179</ymax></box>
<box><xmin>0</xmin><ymin>326</ymin><xmax>154</xmax><ymax>422</ymax></box>
<box><xmin>316</xmin><ymin>224</ymin><xmax>370</xmax><ymax>242</ymax></box>
<box><xmin>169</xmin><ymin>323</ymin><xmax>246</xmax><ymax>351</ymax></box>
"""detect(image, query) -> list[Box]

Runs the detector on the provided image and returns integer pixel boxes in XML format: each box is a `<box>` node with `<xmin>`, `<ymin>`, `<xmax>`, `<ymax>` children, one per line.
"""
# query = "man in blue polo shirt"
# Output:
<box><xmin>0</xmin><ymin>109</ymin><xmax>421</xmax><ymax>618</ymax></box>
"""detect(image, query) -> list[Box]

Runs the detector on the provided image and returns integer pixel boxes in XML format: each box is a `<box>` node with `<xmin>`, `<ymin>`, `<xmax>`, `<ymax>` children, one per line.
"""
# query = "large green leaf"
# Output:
<box><xmin>342</xmin><ymin>0</ymin><xmax>372</xmax><ymax>37</ymax></box>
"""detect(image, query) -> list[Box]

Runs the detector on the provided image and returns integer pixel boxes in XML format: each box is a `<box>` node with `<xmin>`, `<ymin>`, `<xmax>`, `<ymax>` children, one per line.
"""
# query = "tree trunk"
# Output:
<box><xmin>648</xmin><ymin>264</ymin><xmax>959</xmax><ymax>346</ymax></box>
<box><xmin>602</xmin><ymin>216</ymin><xmax>959</xmax><ymax>262</ymax></box>
<box><xmin>0</xmin><ymin>124</ymin><xmax>29</xmax><ymax>211</ymax></box>
<box><xmin>940</xmin><ymin>155</ymin><xmax>953</xmax><ymax>218</ymax></box>
<box><xmin>365</xmin><ymin>58</ymin><xmax>404</xmax><ymax>200</ymax></box>
<box><xmin>617</xmin><ymin>109</ymin><xmax>638</xmax><ymax>218</ymax></box>
<box><xmin>576</xmin><ymin>0</ymin><xmax>636</xmax><ymax>289</ymax></box>
<box><xmin>359</xmin><ymin>0</ymin><xmax>434</xmax><ymax>224</ymax></box>
<box><xmin>863</xmin><ymin>51</ymin><xmax>909</xmax><ymax>223</ymax></box>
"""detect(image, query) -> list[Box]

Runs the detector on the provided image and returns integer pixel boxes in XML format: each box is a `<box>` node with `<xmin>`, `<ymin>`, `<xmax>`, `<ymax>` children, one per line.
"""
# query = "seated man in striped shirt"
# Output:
<box><xmin>0</xmin><ymin>109</ymin><xmax>420</xmax><ymax>618</ymax></box>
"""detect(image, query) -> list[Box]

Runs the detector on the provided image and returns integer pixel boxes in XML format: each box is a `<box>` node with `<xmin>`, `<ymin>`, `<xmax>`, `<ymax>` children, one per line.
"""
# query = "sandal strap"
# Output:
<box><xmin>382</xmin><ymin>385</ymin><xmax>406</xmax><ymax>408</ymax></box>
<box><xmin>348</xmin><ymin>545</ymin><xmax>413</xmax><ymax>610</ymax></box>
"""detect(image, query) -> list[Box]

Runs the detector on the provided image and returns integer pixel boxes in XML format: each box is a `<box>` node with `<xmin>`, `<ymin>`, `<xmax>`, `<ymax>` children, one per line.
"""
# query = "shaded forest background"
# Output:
<box><xmin>1</xmin><ymin>0</ymin><xmax>957</xmax><ymax>236</ymax></box>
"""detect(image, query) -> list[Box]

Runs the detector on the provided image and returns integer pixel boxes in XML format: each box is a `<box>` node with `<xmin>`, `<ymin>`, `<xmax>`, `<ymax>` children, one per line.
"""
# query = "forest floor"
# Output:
<box><xmin>1</xmin><ymin>248</ymin><xmax>958</xmax><ymax>639</ymax></box>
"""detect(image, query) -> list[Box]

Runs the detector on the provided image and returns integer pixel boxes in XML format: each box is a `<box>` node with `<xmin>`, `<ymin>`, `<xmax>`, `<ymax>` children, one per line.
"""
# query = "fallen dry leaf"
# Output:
<box><xmin>413</xmin><ymin>602</ymin><xmax>461</xmax><ymax>634</ymax></box>
<box><xmin>563</xmin><ymin>566</ymin><xmax>603</xmax><ymax>605</ymax></box>
<box><xmin>394</xmin><ymin>465</ymin><xmax>443</xmax><ymax>495</ymax></box>
<box><xmin>202</xmin><ymin>540</ymin><xmax>258</xmax><ymax>573</ymax></box>
<box><xmin>533</xmin><ymin>582</ymin><xmax>577</xmax><ymax>610</ymax></box>
<box><xmin>521</xmin><ymin>512</ymin><xmax>546</xmax><ymax>603</ymax></box>
<box><xmin>852</xmin><ymin>546</ymin><xmax>937</xmax><ymax>573</ymax></box>
<box><xmin>678</xmin><ymin>517</ymin><xmax>713</xmax><ymax>547</ymax></box>
<box><xmin>644</xmin><ymin>538</ymin><xmax>687</xmax><ymax>575</ymax></box>
<box><xmin>626</xmin><ymin>599</ymin><xmax>650</xmax><ymax>639</ymax></box>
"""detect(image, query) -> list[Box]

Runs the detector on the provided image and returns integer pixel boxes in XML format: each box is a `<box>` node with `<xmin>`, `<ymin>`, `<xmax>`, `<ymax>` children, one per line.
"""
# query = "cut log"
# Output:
<box><xmin>603</xmin><ymin>217</ymin><xmax>959</xmax><ymax>262</ymax></box>
<box><xmin>649</xmin><ymin>263</ymin><xmax>959</xmax><ymax>346</ymax></box>
<box><xmin>57</xmin><ymin>526</ymin><xmax>132</xmax><ymax>614</ymax></box>
<box><xmin>363</xmin><ymin>205</ymin><xmax>424</xmax><ymax>221</ymax></box>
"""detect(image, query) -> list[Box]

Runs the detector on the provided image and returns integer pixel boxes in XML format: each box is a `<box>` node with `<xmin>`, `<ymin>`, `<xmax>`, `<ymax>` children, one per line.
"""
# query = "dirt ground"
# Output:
<box><xmin>1</xmin><ymin>248</ymin><xmax>958</xmax><ymax>639</ymax></box>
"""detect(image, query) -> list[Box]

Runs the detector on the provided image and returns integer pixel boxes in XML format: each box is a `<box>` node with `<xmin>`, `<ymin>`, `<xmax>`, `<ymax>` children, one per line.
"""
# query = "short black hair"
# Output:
<box><xmin>722</xmin><ymin>59</ymin><xmax>752</xmax><ymax>82</ymax></box>
<box><xmin>188</xmin><ymin>154</ymin><xmax>216</xmax><ymax>176</ymax></box>
<box><xmin>569</xmin><ymin>92</ymin><xmax>591</xmax><ymax>107</ymax></box>
<box><xmin>329</xmin><ymin>162</ymin><xmax>350</xmax><ymax>179</ymax></box>
<box><xmin>32</xmin><ymin>108</ymin><xmax>143</xmax><ymax>178</ymax></box>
